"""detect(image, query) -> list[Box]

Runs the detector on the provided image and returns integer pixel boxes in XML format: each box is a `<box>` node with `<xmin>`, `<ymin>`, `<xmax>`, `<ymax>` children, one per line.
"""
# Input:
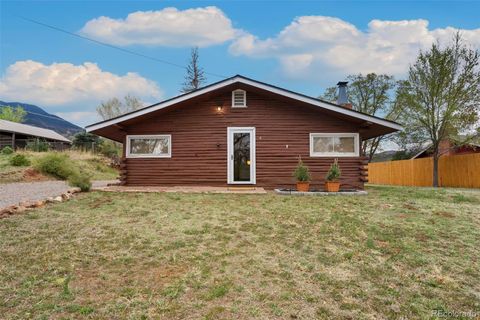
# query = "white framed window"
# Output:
<box><xmin>126</xmin><ymin>134</ymin><xmax>171</xmax><ymax>158</ymax></box>
<box><xmin>232</xmin><ymin>89</ymin><xmax>247</xmax><ymax>108</ymax></box>
<box><xmin>310</xmin><ymin>133</ymin><xmax>359</xmax><ymax>157</ymax></box>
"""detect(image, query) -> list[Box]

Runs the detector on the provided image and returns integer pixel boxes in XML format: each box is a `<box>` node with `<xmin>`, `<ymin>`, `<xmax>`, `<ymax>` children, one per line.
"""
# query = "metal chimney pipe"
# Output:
<box><xmin>337</xmin><ymin>81</ymin><xmax>348</xmax><ymax>105</ymax></box>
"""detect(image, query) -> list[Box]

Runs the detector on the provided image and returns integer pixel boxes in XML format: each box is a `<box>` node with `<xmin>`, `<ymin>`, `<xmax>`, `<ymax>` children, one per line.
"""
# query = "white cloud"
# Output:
<box><xmin>80</xmin><ymin>6</ymin><xmax>239</xmax><ymax>47</ymax></box>
<box><xmin>0</xmin><ymin>60</ymin><xmax>162</xmax><ymax>126</ymax></box>
<box><xmin>229</xmin><ymin>16</ymin><xmax>480</xmax><ymax>79</ymax></box>
<box><xmin>0</xmin><ymin>60</ymin><xmax>162</xmax><ymax>106</ymax></box>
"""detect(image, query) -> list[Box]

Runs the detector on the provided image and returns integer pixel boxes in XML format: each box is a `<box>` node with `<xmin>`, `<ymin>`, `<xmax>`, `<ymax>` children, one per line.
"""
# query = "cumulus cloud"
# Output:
<box><xmin>0</xmin><ymin>60</ymin><xmax>162</xmax><ymax>106</ymax></box>
<box><xmin>80</xmin><ymin>6</ymin><xmax>239</xmax><ymax>47</ymax></box>
<box><xmin>0</xmin><ymin>60</ymin><xmax>162</xmax><ymax>126</ymax></box>
<box><xmin>229</xmin><ymin>16</ymin><xmax>480</xmax><ymax>79</ymax></box>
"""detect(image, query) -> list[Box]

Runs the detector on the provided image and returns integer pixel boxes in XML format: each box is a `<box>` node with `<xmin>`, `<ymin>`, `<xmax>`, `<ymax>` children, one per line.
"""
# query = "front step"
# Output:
<box><xmin>227</xmin><ymin>186</ymin><xmax>257</xmax><ymax>191</ymax></box>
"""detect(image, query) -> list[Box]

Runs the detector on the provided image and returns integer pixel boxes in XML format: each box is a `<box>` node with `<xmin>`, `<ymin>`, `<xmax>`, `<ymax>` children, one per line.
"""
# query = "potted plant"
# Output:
<box><xmin>293</xmin><ymin>157</ymin><xmax>311</xmax><ymax>192</ymax></box>
<box><xmin>325</xmin><ymin>159</ymin><xmax>341</xmax><ymax>192</ymax></box>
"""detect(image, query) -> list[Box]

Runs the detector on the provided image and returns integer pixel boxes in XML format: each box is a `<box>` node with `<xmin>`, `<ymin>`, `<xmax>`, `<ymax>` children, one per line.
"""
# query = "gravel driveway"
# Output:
<box><xmin>0</xmin><ymin>180</ymin><xmax>116</xmax><ymax>209</ymax></box>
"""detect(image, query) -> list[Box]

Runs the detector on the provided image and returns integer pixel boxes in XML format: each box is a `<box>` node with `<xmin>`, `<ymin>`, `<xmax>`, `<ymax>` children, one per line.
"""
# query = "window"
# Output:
<box><xmin>126</xmin><ymin>135</ymin><xmax>171</xmax><ymax>158</ymax></box>
<box><xmin>232</xmin><ymin>89</ymin><xmax>247</xmax><ymax>107</ymax></box>
<box><xmin>310</xmin><ymin>133</ymin><xmax>359</xmax><ymax>157</ymax></box>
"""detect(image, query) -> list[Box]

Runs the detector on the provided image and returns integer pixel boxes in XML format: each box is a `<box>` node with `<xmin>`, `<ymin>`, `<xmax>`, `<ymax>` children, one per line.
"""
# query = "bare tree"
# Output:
<box><xmin>397</xmin><ymin>33</ymin><xmax>480</xmax><ymax>187</ymax></box>
<box><xmin>181</xmin><ymin>47</ymin><xmax>206</xmax><ymax>93</ymax></box>
<box><xmin>96</xmin><ymin>95</ymin><xmax>144</xmax><ymax>120</ymax></box>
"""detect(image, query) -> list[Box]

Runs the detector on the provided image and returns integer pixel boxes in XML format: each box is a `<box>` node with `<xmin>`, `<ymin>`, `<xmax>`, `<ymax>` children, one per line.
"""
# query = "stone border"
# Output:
<box><xmin>0</xmin><ymin>187</ymin><xmax>81</xmax><ymax>218</ymax></box>
<box><xmin>274</xmin><ymin>189</ymin><xmax>368</xmax><ymax>196</ymax></box>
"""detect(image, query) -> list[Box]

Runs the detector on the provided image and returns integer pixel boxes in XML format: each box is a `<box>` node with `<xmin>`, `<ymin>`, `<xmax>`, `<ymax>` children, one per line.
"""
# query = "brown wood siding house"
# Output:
<box><xmin>86</xmin><ymin>75</ymin><xmax>402</xmax><ymax>190</ymax></box>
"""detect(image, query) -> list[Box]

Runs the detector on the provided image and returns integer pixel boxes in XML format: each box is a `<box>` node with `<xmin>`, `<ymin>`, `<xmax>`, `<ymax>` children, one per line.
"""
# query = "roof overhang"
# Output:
<box><xmin>0</xmin><ymin>119</ymin><xmax>71</xmax><ymax>143</ymax></box>
<box><xmin>86</xmin><ymin>75</ymin><xmax>402</xmax><ymax>140</ymax></box>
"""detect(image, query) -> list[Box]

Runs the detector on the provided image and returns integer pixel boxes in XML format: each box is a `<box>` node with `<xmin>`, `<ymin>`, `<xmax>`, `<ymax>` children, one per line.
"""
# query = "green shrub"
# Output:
<box><xmin>292</xmin><ymin>157</ymin><xmax>311</xmax><ymax>182</ymax></box>
<box><xmin>9</xmin><ymin>154</ymin><xmax>30</xmax><ymax>166</ymax></box>
<box><xmin>1</xmin><ymin>146</ymin><xmax>14</xmax><ymax>155</ymax></box>
<box><xmin>26</xmin><ymin>139</ymin><xmax>50</xmax><ymax>152</ymax></box>
<box><xmin>99</xmin><ymin>140</ymin><xmax>121</xmax><ymax>158</ymax></box>
<box><xmin>34</xmin><ymin>153</ymin><xmax>76</xmax><ymax>180</ymax></box>
<box><xmin>325</xmin><ymin>159</ymin><xmax>341</xmax><ymax>181</ymax></box>
<box><xmin>68</xmin><ymin>172</ymin><xmax>92</xmax><ymax>192</ymax></box>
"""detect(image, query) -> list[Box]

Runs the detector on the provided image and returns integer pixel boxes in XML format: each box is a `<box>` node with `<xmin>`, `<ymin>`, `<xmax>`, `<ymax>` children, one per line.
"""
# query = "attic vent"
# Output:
<box><xmin>232</xmin><ymin>89</ymin><xmax>247</xmax><ymax>108</ymax></box>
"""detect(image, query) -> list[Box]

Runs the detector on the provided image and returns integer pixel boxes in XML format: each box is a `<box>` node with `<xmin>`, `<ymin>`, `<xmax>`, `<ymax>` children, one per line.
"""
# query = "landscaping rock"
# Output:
<box><xmin>33</xmin><ymin>200</ymin><xmax>45</xmax><ymax>208</ymax></box>
<box><xmin>16</xmin><ymin>206</ymin><xmax>27</xmax><ymax>213</ymax></box>
<box><xmin>53</xmin><ymin>196</ymin><xmax>63</xmax><ymax>202</ymax></box>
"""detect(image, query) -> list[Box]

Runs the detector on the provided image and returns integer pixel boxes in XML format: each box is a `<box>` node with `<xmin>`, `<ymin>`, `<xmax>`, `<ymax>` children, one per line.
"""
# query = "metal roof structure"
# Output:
<box><xmin>0</xmin><ymin>119</ymin><xmax>71</xmax><ymax>143</ymax></box>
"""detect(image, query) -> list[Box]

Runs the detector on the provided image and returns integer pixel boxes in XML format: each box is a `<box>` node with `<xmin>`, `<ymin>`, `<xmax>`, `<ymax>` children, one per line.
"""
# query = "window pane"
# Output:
<box><xmin>130</xmin><ymin>137</ymin><xmax>169</xmax><ymax>155</ymax></box>
<box><xmin>313</xmin><ymin>137</ymin><xmax>334</xmax><ymax>153</ymax></box>
<box><xmin>334</xmin><ymin>137</ymin><xmax>355</xmax><ymax>153</ymax></box>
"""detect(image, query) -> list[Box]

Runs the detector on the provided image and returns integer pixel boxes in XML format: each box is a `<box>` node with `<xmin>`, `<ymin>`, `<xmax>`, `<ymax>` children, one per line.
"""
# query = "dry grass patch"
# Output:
<box><xmin>0</xmin><ymin>186</ymin><xmax>479</xmax><ymax>319</ymax></box>
<box><xmin>0</xmin><ymin>150</ymin><xmax>118</xmax><ymax>183</ymax></box>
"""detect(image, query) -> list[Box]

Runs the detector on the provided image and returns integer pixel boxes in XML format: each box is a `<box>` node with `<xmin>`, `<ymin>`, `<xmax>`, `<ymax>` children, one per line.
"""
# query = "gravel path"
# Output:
<box><xmin>0</xmin><ymin>180</ymin><xmax>116</xmax><ymax>209</ymax></box>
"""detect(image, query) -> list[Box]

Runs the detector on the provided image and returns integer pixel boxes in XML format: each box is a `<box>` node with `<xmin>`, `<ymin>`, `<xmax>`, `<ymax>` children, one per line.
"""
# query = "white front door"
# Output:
<box><xmin>227</xmin><ymin>127</ymin><xmax>256</xmax><ymax>184</ymax></box>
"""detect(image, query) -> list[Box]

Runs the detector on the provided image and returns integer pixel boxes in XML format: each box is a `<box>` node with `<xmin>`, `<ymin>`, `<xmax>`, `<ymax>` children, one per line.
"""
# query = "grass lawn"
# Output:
<box><xmin>1</xmin><ymin>186</ymin><xmax>479</xmax><ymax>319</ymax></box>
<box><xmin>0</xmin><ymin>150</ymin><xmax>118</xmax><ymax>184</ymax></box>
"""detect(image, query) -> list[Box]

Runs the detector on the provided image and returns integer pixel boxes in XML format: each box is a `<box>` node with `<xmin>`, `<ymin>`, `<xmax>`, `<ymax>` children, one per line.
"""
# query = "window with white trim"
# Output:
<box><xmin>232</xmin><ymin>89</ymin><xmax>247</xmax><ymax>107</ymax></box>
<box><xmin>310</xmin><ymin>133</ymin><xmax>359</xmax><ymax>157</ymax></box>
<box><xmin>126</xmin><ymin>135</ymin><xmax>171</xmax><ymax>158</ymax></box>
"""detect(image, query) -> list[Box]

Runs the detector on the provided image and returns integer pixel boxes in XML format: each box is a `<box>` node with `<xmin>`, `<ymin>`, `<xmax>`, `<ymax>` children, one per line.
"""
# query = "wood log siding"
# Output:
<box><xmin>121</xmin><ymin>91</ymin><xmax>366</xmax><ymax>189</ymax></box>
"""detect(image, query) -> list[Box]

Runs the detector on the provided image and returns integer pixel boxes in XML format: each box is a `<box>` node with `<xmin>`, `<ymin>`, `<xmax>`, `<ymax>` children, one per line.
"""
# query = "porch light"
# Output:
<box><xmin>247</xmin><ymin>160</ymin><xmax>251</xmax><ymax>166</ymax></box>
<box><xmin>216</xmin><ymin>106</ymin><xmax>223</xmax><ymax>112</ymax></box>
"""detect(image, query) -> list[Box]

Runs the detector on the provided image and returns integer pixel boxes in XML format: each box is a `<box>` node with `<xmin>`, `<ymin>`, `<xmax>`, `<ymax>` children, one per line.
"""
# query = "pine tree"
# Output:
<box><xmin>181</xmin><ymin>47</ymin><xmax>206</xmax><ymax>93</ymax></box>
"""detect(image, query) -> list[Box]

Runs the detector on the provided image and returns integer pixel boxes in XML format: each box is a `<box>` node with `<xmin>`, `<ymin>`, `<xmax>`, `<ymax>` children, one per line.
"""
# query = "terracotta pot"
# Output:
<box><xmin>325</xmin><ymin>181</ymin><xmax>340</xmax><ymax>192</ymax></box>
<box><xmin>296</xmin><ymin>181</ymin><xmax>310</xmax><ymax>192</ymax></box>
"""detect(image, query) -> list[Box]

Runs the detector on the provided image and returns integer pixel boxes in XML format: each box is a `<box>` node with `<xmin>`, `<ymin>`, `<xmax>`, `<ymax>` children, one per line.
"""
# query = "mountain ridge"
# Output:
<box><xmin>0</xmin><ymin>101</ymin><xmax>83</xmax><ymax>138</ymax></box>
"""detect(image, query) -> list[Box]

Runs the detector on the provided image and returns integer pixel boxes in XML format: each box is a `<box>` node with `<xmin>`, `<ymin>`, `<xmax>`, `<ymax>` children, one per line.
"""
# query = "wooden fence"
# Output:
<box><xmin>368</xmin><ymin>153</ymin><xmax>480</xmax><ymax>188</ymax></box>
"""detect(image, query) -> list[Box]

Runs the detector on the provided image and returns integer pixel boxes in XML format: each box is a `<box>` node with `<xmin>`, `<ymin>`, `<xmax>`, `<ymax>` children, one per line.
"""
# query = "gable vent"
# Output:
<box><xmin>232</xmin><ymin>89</ymin><xmax>247</xmax><ymax>108</ymax></box>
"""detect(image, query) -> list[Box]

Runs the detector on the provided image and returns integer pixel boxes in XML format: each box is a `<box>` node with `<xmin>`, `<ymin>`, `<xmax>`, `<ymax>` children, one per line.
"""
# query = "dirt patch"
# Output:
<box><xmin>88</xmin><ymin>197</ymin><xmax>113</xmax><ymax>209</ymax></box>
<box><xmin>434</xmin><ymin>211</ymin><xmax>456</xmax><ymax>218</ymax></box>
<box><xmin>22</xmin><ymin>168</ymin><xmax>49</xmax><ymax>182</ymax></box>
<box><xmin>403</xmin><ymin>203</ymin><xmax>419</xmax><ymax>211</ymax></box>
<box><xmin>71</xmin><ymin>264</ymin><xmax>189</xmax><ymax>302</ymax></box>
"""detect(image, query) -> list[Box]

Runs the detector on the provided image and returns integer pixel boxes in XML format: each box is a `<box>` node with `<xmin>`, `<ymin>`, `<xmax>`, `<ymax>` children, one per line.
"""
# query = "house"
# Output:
<box><xmin>86</xmin><ymin>75</ymin><xmax>402</xmax><ymax>189</ymax></box>
<box><xmin>0</xmin><ymin>119</ymin><xmax>71</xmax><ymax>150</ymax></box>
<box><xmin>411</xmin><ymin>138</ymin><xmax>480</xmax><ymax>159</ymax></box>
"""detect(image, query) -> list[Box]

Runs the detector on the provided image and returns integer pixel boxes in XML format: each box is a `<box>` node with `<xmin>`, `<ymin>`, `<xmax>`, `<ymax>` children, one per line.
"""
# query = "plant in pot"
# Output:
<box><xmin>293</xmin><ymin>157</ymin><xmax>311</xmax><ymax>192</ymax></box>
<box><xmin>325</xmin><ymin>159</ymin><xmax>341</xmax><ymax>192</ymax></box>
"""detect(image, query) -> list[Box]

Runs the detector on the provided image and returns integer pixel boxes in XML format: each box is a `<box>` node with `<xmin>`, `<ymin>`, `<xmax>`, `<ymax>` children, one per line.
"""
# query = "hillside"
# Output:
<box><xmin>0</xmin><ymin>101</ymin><xmax>83</xmax><ymax>138</ymax></box>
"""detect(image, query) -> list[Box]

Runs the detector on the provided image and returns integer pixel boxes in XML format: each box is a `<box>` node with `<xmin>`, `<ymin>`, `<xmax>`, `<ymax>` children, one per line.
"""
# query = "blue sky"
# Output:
<box><xmin>1</xmin><ymin>1</ymin><xmax>480</xmax><ymax>127</ymax></box>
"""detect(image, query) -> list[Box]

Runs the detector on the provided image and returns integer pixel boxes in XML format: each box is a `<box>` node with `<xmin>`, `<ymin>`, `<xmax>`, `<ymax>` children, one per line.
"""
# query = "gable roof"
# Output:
<box><xmin>411</xmin><ymin>140</ymin><xmax>480</xmax><ymax>159</ymax></box>
<box><xmin>0</xmin><ymin>119</ymin><xmax>71</xmax><ymax>143</ymax></box>
<box><xmin>86</xmin><ymin>75</ymin><xmax>402</xmax><ymax>133</ymax></box>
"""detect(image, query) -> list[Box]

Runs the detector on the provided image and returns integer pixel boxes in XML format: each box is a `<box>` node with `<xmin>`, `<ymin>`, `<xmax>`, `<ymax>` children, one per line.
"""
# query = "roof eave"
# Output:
<box><xmin>86</xmin><ymin>75</ymin><xmax>403</xmax><ymax>133</ymax></box>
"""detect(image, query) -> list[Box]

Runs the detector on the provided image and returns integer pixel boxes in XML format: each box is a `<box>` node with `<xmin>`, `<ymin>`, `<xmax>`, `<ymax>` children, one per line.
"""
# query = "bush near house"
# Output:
<box><xmin>1</xmin><ymin>146</ymin><xmax>13</xmax><ymax>155</ymax></box>
<box><xmin>9</xmin><ymin>154</ymin><xmax>30</xmax><ymax>167</ymax></box>
<box><xmin>33</xmin><ymin>152</ymin><xmax>92</xmax><ymax>191</ymax></box>
<box><xmin>67</xmin><ymin>172</ymin><xmax>92</xmax><ymax>192</ymax></box>
<box><xmin>34</xmin><ymin>153</ymin><xmax>76</xmax><ymax>180</ymax></box>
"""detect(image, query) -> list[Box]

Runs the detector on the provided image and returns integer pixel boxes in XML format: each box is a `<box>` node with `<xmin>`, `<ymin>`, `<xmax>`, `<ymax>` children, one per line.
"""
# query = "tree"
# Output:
<box><xmin>321</xmin><ymin>73</ymin><xmax>402</xmax><ymax>161</ymax></box>
<box><xmin>181</xmin><ymin>47</ymin><xmax>206</xmax><ymax>93</ymax></box>
<box><xmin>0</xmin><ymin>105</ymin><xmax>27</xmax><ymax>123</ymax></box>
<box><xmin>96</xmin><ymin>95</ymin><xmax>144</xmax><ymax>120</ymax></box>
<box><xmin>72</xmin><ymin>132</ymin><xmax>102</xmax><ymax>151</ymax></box>
<box><xmin>397</xmin><ymin>33</ymin><xmax>480</xmax><ymax>187</ymax></box>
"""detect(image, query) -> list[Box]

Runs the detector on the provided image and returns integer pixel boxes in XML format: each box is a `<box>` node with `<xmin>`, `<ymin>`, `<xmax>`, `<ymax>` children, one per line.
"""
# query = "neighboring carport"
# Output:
<box><xmin>0</xmin><ymin>119</ymin><xmax>71</xmax><ymax>150</ymax></box>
